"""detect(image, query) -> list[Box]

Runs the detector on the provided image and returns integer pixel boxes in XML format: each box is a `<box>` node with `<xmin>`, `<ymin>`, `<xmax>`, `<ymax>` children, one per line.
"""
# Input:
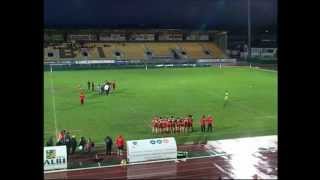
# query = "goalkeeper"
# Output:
<box><xmin>224</xmin><ymin>90</ymin><xmax>229</xmax><ymax>107</ymax></box>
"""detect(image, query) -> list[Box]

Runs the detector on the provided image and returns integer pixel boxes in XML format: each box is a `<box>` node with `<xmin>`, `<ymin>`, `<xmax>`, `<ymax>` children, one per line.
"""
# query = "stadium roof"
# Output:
<box><xmin>45</xmin><ymin>0</ymin><xmax>277</xmax><ymax>31</ymax></box>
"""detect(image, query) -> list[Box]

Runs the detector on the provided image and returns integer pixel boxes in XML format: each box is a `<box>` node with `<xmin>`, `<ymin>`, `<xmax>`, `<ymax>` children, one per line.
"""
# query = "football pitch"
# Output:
<box><xmin>44</xmin><ymin>67</ymin><xmax>277</xmax><ymax>145</ymax></box>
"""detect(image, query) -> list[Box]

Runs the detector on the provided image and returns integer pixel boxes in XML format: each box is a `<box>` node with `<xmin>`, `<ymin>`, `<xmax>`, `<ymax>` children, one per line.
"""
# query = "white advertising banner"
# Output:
<box><xmin>127</xmin><ymin>137</ymin><xmax>177</xmax><ymax>163</ymax></box>
<box><xmin>44</xmin><ymin>146</ymin><xmax>68</xmax><ymax>171</ymax></box>
<box><xmin>197</xmin><ymin>59</ymin><xmax>220</xmax><ymax>63</ymax></box>
<box><xmin>75</xmin><ymin>60</ymin><xmax>115</xmax><ymax>64</ymax></box>
<box><xmin>197</xmin><ymin>59</ymin><xmax>237</xmax><ymax>63</ymax></box>
<box><xmin>220</xmin><ymin>59</ymin><xmax>237</xmax><ymax>63</ymax></box>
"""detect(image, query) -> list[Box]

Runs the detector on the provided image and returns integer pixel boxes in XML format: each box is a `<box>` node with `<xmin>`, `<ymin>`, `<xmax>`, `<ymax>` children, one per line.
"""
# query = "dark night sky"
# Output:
<box><xmin>44</xmin><ymin>0</ymin><xmax>277</xmax><ymax>30</ymax></box>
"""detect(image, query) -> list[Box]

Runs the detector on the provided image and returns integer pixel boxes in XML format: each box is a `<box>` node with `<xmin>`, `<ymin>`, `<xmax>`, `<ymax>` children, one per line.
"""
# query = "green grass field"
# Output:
<box><xmin>44</xmin><ymin>67</ymin><xmax>277</xmax><ymax>145</ymax></box>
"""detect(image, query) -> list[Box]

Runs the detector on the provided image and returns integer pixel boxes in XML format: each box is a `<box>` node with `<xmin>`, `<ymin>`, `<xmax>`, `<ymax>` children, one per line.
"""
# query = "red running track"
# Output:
<box><xmin>45</xmin><ymin>156</ymin><xmax>233</xmax><ymax>179</ymax></box>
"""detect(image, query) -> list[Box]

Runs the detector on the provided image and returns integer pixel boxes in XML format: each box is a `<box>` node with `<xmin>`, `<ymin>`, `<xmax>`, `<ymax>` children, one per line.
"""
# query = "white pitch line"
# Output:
<box><xmin>254</xmin><ymin>115</ymin><xmax>276</xmax><ymax>119</ymax></box>
<box><xmin>213</xmin><ymin>163</ymin><xmax>230</xmax><ymax>175</ymax></box>
<box><xmin>49</xmin><ymin>72</ymin><xmax>58</xmax><ymax>138</ymax></box>
<box><xmin>68</xmin><ymin>129</ymin><xmax>82</xmax><ymax>132</ymax></box>
<box><xmin>227</xmin><ymin>66</ymin><xmax>277</xmax><ymax>73</ymax></box>
<box><xmin>44</xmin><ymin>163</ymin><xmax>122</xmax><ymax>174</ymax></box>
<box><xmin>250</xmin><ymin>67</ymin><xmax>277</xmax><ymax>73</ymax></box>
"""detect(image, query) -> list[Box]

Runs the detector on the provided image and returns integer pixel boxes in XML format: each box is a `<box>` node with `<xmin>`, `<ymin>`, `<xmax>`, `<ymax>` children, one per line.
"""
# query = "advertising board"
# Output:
<box><xmin>127</xmin><ymin>137</ymin><xmax>177</xmax><ymax>163</ymax></box>
<box><xmin>44</xmin><ymin>146</ymin><xmax>67</xmax><ymax>171</ymax></box>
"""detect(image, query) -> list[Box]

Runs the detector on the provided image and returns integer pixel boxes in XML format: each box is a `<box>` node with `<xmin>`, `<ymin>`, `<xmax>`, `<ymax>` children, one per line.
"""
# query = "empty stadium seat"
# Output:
<box><xmin>44</xmin><ymin>42</ymin><xmax>227</xmax><ymax>61</ymax></box>
<box><xmin>115</xmin><ymin>43</ymin><xmax>146</xmax><ymax>60</ymax></box>
<box><xmin>144</xmin><ymin>43</ymin><xmax>177</xmax><ymax>57</ymax></box>
<box><xmin>200</xmin><ymin>42</ymin><xmax>226</xmax><ymax>59</ymax></box>
<box><xmin>178</xmin><ymin>43</ymin><xmax>211</xmax><ymax>59</ymax></box>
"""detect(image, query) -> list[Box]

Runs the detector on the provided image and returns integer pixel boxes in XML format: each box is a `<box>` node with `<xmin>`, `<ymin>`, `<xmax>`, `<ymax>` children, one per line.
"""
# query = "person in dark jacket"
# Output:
<box><xmin>56</xmin><ymin>140</ymin><xmax>63</xmax><ymax>146</ymax></box>
<box><xmin>79</xmin><ymin>137</ymin><xmax>86</xmax><ymax>152</ymax></box>
<box><xmin>70</xmin><ymin>135</ymin><xmax>78</xmax><ymax>154</ymax></box>
<box><xmin>91</xmin><ymin>82</ymin><xmax>95</xmax><ymax>92</ymax></box>
<box><xmin>87</xmin><ymin>81</ymin><xmax>91</xmax><ymax>91</ymax></box>
<box><xmin>104</xmin><ymin>136</ymin><xmax>113</xmax><ymax>156</ymax></box>
<box><xmin>100</xmin><ymin>84</ymin><xmax>105</xmax><ymax>95</ymax></box>
<box><xmin>112</xmin><ymin>81</ymin><xmax>116</xmax><ymax>90</ymax></box>
<box><xmin>104</xmin><ymin>83</ymin><xmax>110</xmax><ymax>96</ymax></box>
<box><xmin>64</xmin><ymin>132</ymin><xmax>72</xmax><ymax>155</ymax></box>
<box><xmin>46</xmin><ymin>136</ymin><xmax>54</xmax><ymax>146</ymax></box>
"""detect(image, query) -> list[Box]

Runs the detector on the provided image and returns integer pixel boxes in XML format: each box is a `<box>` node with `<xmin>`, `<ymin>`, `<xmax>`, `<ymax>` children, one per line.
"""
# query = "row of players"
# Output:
<box><xmin>151</xmin><ymin>115</ymin><xmax>194</xmax><ymax>134</ymax></box>
<box><xmin>151</xmin><ymin>115</ymin><xmax>215</xmax><ymax>134</ymax></box>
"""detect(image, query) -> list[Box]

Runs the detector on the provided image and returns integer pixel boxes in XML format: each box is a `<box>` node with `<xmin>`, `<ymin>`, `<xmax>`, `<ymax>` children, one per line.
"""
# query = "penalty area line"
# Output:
<box><xmin>250</xmin><ymin>67</ymin><xmax>277</xmax><ymax>73</ymax></box>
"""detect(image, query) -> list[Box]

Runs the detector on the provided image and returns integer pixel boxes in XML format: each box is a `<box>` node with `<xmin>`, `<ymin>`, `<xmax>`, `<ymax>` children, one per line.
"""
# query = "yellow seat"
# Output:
<box><xmin>116</xmin><ymin>43</ymin><xmax>146</xmax><ymax>60</ymax></box>
<box><xmin>178</xmin><ymin>43</ymin><xmax>210</xmax><ymax>59</ymax></box>
<box><xmin>145</xmin><ymin>43</ymin><xmax>177</xmax><ymax>57</ymax></box>
<box><xmin>200</xmin><ymin>42</ymin><xmax>225</xmax><ymax>58</ymax></box>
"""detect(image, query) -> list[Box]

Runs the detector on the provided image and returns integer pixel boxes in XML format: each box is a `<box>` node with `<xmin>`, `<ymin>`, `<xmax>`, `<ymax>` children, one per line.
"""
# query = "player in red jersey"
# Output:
<box><xmin>155</xmin><ymin>119</ymin><xmax>160</xmax><ymax>134</ymax></box>
<box><xmin>175</xmin><ymin>119</ymin><xmax>179</xmax><ymax>133</ymax></box>
<box><xmin>172</xmin><ymin>119</ymin><xmax>176</xmax><ymax>133</ymax></box>
<box><xmin>178</xmin><ymin>118</ymin><xmax>183</xmax><ymax>133</ymax></box>
<box><xmin>200</xmin><ymin>115</ymin><xmax>206</xmax><ymax>132</ymax></box>
<box><xmin>151</xmin><ymin>117</ymin><xmax>157</xmax><ymax>134</ymax></box>
<box><xmin>115</xmin><ymin>135</ymin><xmax>125</xmax><ymax>156</ymax></box>
<box><xmin>167</xmin><ymin>116</ymin><xmax>171</xmax><ymax>133</ymax></box>
<box><xmin>168</xmin><ymin>116</ymin><xmax>172</xmax><ymax>133</ymax></box>
<box><xmin>206</xmin><ymin>115</ymin><xmax>213</xmax><ymax>132</ymax></box>
<box><xmin>186</xmin><ymin>117</ymin><xmax>190</xmax><ymax>132</ymax></box>
<box><xmin>187</xmin><ymin>115</ymin><xmax>193</xmax><ymax>132</ymax></box>
<box><xmin>162</xmin><ymin>118</ymin><xmax>166</xmax><ymax>133</ymax></box>
<box><xmin>167</xmin><ymin>119</ymin><xmax>171</xmax><ymax>134</ymax></box>
<box><xmin>174</xmin><ymin>118</ymin><xmax>180</xmax><ymax>133</ymax></box>
<box><xmin>173</xmin><ymin>118</ymin><xmax>177</xmax><ymax>133</ymax></box>
<box><xmin>165</xmin><ymin>118</ymin><xmax>169</xmax><ymax>133</ymax></box>
<box><xmin>181</xmin><ymin>118</ymin><xmax>185</xmax><ymax>133</ymax></box>
<box><xmin>183</xmin><ymin>118</ymin><xmax>189</xmax><ymax>133</ymax></box>
<box><xmin>160</xmin><ymin>118</ymin><xmax>164</xmax><ymax>134</ymax></box>
<box><xmin>182</xmin><ymin>118</ymin><xmax>186</xmax><ymax>133</ymax></box>
<box><xmin>80</xmin><ymin>91</ymin><xmax>85</xmax><ymax>105</ymax></box>
<box><xmin>170</xmin><ymin>119</ymin><xmax>174</xmax><ymax>134</ymax></box>
<box><xmin>158</xmin><ymin>117</ymin><xmax>162</xmax><ymax>134</ymax></box>
<box><xmin>163</xmin><ymin>118</ymin><xmax>168</xmax><ymax>134</ymax></box>
<box><xmin>158</xmin><ymin>118</ymin><xmax>162</xmax><ymax>134</ymax></box>
<box><xmin>161</xmin><ymin>118</ymin><xmax>166</xmax><ymax>134</ymax></box>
